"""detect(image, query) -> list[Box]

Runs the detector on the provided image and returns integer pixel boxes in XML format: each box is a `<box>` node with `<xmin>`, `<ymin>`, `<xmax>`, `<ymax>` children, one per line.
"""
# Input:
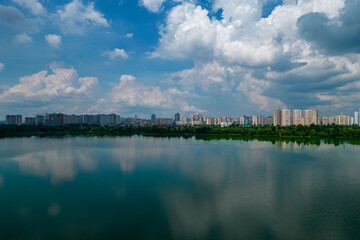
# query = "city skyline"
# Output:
<box><xmin>1</xmin><ymin>1</ymin><xmax>360</xmax><ymax>117</ymax></box>
<box><xmin>3</xmin><ymin>107</ymin><xmax>360</xmax><ymax>127</ymax></box>
<box><xmin>1</xmin><ymin>105</ymin><xmax>360</xmax><ymax>121</ymax></box>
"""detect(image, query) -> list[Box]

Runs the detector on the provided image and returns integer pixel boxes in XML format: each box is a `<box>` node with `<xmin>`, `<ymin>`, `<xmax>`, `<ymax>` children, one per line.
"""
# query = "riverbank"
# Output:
<box><xmin>1</xmin><ymin>125</ymin><xmax>360</xmax><ymax>140</ymax></box>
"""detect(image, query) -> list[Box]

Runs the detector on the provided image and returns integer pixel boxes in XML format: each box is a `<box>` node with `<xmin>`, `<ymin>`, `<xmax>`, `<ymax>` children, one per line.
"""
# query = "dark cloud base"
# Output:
<box><xmin>297</xmin><ymin>0</ymin><xmax>360</xmax><ymax>55</ymax></box>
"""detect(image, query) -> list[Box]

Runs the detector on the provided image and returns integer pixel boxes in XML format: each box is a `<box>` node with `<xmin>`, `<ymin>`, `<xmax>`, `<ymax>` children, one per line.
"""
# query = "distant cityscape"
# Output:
<box><xmin>2</xmin><ymin>108</ymin><xmax>360</xmax><ymax>127</ymax></box>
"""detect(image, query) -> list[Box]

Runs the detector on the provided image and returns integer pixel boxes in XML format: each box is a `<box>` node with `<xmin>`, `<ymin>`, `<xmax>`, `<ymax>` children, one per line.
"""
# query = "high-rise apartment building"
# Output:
<box><xmin>355</xmin><ymin>111</ymin><xmax>359</xmax><ymax>126</ymax></box>
<box><xmin>174</xmin><ymin>113</ymin><xmax>180</xmax><ymax>122</ymax></box>
<box><xmin>329</xmin><ymin>116</ymin><xmax>336</xmax><ymax>125</ymax></box>
<box><xmin>206</xmin><ymin>117</ymin><xmax>215</xmax><ymax>125</ymax></box>
<box><xmin>258</xmin><ymin>116</ymin><xmax>265</xmax><ymax>126</ymax></box>
<box><xmin>252</xmin><ymin>116</ymin><xmax>258</xmax><ymax>126</ymax></box>
<box><xmin>36</xmin><ymin>114</ymin><xmax>45</xmax><ymax>126</ymax></box>
<box><xmin>273</xmin><ymin>109</ymin><xmax>281</xmax><ymax>126</ymax></box>
<box><xmin>336</xmin><ymin>115</ymin><xmax>350</xmax><ymax>125</ymax></box>
<box><xmin>346</xmin><ymin>115</ymin><xmax>351</xmax><ymax>125</ymax></box>
<box><xmin>6</xmin><ymin>115</ymin><xmax>16</xmax><ymax>125</ymax></box>
<box><xmin>66</xmin><ymin>115</ymin><xmax>81</xmax><ymax>125</ymax></box>
<box><xmin>6</xmin><ymin>115</ymin><xmax>22</xmax><ymax>126</ymax></box>
<box><xmin>239</xmin><ymin>116</ymin><xmax>245</xmax><ymax>125</ymax></box>
<box><xmin>321</xmin><ymin>117</ymin><xmax>329</xmax><ymax>125</ymax></box>
<box><xmin>151</xmin><ymin>114</ymin><xmax>156</xmax><ymax>125</ymax></box>
<box><xmin>292</xmin><ymin>109</ymin><xmax>302</xmax><ymax>126</ymax></box>
<box><xmin>303</xmin><ymin>110</ymin><xmax>312</xmax><ymax>126</ymax></box>
<box><xmin>191</xmin><ymin>113</ymin><xmax>203</xmax><ymax>122</ymax></box>
<box><xmin>98</xmin><ymin>114</ymin><xmax>119</xmax><ymax>126</ymax></box>
<box><xmin>311</xmin><ymin>109</ymin><xmax>318</xmax><ymax>125</ymax></box>
<box><xmin>45</xmin><ymin>113</ymin><xmax>66</xmax><ymax>126</ymax></box>
<box><xmin>266</xmin><ymin>116</ymin><xmax>273</xmax><ymax>126</ymax></box>
<box><xmin>281</xmin><ymin>109</ymin><xmax>290</xmax><ymax>126</ymax></box>
<box><xmin>25</xmin><ymin>117</ymin><xmax>36</xmax><ymax>126</ymax></box>
<box><xmin>82</xmin><ymin>115</ymin><xmax>98</xmax><ymax>125</ymax></box>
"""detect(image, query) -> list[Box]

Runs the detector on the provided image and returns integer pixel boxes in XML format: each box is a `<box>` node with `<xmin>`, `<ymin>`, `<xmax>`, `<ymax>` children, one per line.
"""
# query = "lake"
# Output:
<box><xmin>0</xmin><ymin>136</ymin><xmax>360</xmax><ymax>240</ymax></box>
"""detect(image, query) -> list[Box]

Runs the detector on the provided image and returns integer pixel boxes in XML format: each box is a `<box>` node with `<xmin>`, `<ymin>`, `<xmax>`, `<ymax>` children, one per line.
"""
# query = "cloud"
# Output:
<box><xmin>0</xmin><ymin>63</ymin><xmax>4</xmax><ymax>72</ymax></box>
<box><xmin>110</xmin><ymin>75</ymin><xmax>173</xmax><ymax>108</ymax></box>
<box><xmin>264</xmin><ymin>55</ymin><xmax>360</xmax><ymax>111</ymax></box>
<box><xmin>14</xmin><ymin>32</ymin><xmax>33</xmax><ymax>44</ymax></box>
<box><xmin>139</xmin><ymin>0</ymin><xmax>167</xmax><ymax>13</ymax></box>
<box><xmin>170</xmin><ymin>61</ymin><xmax>238</xmax><ymax>92</ymax></box>
<box><xmin>0</xmin><ymin>64</ymin><xmax>98</xmax><ymax>113</ymax></box>
<box><xmin>297</xmin><ymin>0</ymin><xmax>360</xmax><ymax>55</ymax></box>
<box><xmin>179</xmin><ymin>101</ymin><xmax>206</xmax><ymax>113</ymax></box>
<box><xmin>170</xmin><ymin>60</ymin><xmax>283</xmax><ymax>111</ymax></box>
<box><xmin>57</xmin><ymin>0</ymin><xmax>109</xmax><ymax>35</ymax></box>
<box><xmin>151</xmin><ymin>1</ymin><xmax>298</xmax><ymax>67</ymax></box>
<box><xmin>12</xmin><ymin>0</ymin><xmax>45</xmax><ymax>15</ymax></box>
<box><xmin>146</xmin><ymin>0</ymin><xmax>360</xmax><ymax>115</ymax></box>
<box><xmin>125</xmin><ymin>33</ymin><xmax>133</xmax><ymax>38</ymax></box>
<box><xmin>45</xmin><ymin>34</ymin><xmax>62</xmax><ymax>48</ymax></box>
<box><xmin>102</xmin><ymin>48</ymin><xmax>128</xmax><ymax>60</ymax></box>
<box><xmin>153</xmin><ymin>0</ymin><xmax>344</xmax><ymax>66</ymax></box>
<box><xmin>88</xmin><ymin>74</ymin><xmax>205</xmax><ymax>114</ymax></box>
<box><xmin>0</xmin><ymin>5</ymin><xmax>35</xmax><ymax>29</ymax></box>
<box><xmin>151</xmin><ymin>3</ymin><xmax>217</xmax><ymax>61</ymax></box>
<box><xmin>237</xmin><ymin>73</ymin><xmax>283</xmax><ymax>111</ymax></box>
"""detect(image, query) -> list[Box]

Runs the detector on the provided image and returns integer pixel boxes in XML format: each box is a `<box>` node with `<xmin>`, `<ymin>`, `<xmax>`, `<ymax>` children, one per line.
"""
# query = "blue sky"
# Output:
<box><xmin>0</xmin><ymin>0</ymin><xmax>359</xmax><ymax>119</ymax></box>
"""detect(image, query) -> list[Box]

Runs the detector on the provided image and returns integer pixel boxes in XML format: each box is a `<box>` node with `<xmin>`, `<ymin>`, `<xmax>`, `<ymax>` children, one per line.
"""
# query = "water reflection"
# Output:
<box><xmin>158</xmin><ymin>140</ymin><xmax>360</xmax><ymax>239</ymax></box>
<box><xmin>11</xmin><ymin>150</ymin><xmax>98</xmax><ymax>184</ymax></box>
<box><xmin>193</xmin><ymin>134</ymin><xmax>360</xmax><ymax>147</ymax></box>
<box><xmin>0</xmin><ymin>136</ymin><xmax>360</xmax><ymax>239</ymax></box>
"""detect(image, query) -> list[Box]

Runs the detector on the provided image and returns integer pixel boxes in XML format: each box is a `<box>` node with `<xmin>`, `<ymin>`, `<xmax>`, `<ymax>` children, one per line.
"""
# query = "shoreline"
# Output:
<box><xmin>1</xmin><ymin>125</ymin><xmax>360</xmax><ymax>145</ymax></box>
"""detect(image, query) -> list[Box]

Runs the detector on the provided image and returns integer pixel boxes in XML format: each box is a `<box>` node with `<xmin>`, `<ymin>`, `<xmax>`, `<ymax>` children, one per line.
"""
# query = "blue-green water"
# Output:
<box><xmin>1</xmin><ymin>136</ymin><xmax>360</xmax><ymax>240</ymax></box>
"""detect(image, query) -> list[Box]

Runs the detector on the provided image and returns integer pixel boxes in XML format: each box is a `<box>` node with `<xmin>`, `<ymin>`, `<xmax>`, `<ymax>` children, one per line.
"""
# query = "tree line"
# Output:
<box><xmin>1</xmin><ymin>124</ymin><xmax>360</xmax><ymax>139</ymax></box>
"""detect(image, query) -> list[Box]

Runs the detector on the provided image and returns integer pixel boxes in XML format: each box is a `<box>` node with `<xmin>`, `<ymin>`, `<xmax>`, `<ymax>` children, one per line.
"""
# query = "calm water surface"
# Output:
<box><xmin>1</xmin><ymin>136</ymin><xmax>360</xmax><ymax>240</ymax></box>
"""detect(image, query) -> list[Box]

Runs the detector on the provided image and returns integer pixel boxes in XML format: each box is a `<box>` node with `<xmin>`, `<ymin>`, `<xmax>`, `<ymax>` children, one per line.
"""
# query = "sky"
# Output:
<box><xmin>0</xmin><ymin>0</ymin><xmax>360</xmax><ymax>119</ymax></box>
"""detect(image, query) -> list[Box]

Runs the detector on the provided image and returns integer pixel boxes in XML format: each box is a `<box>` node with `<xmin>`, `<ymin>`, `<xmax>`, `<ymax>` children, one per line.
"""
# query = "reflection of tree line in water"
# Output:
<box><xmin>147</xmin><ymin>134</ymin><xmax>357</xmax><ymax>147</ymax></box>
<box><xmin>192</xmin><ymin>135</ymin><xmax>359</xmax><ymax>146</ymax></box>
<box><xmin>1</xmin><ymin>125</ymin><xmax>360</xmax><ymax>146</ymax></box>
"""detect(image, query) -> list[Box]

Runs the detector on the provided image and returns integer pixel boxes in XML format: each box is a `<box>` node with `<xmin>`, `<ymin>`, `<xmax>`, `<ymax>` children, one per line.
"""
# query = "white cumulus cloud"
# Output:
<box><xmin>45</xmin><ymin>34</ymin><xmax>62</xmax><ymax>48</ymax></box>
<box><xmin>148</xmin><ymin>0</ymin><xmax>360</xmax><ymax>114</ymax></box>
<box><xmin>125</xmin><ymin>33</ymin><xmax>133</xmax><ymax>38</ymax></box>
<box><xmin>0</xmin><ymin>64</ymin><xmax>98</xmax><ymax>112</ymax></box>
<box><xmin>88</xmin><ymin>74</ymin><xmax>205</xmax><ymax>114</ymax></box>
<box><xmin>179</xmin><ymin>101</ymin><xmax>206</xmax><ymax>113</ymax></box>
<box><xmin>0</xmin><ymin>63</ymin><xmax>4</xmax><ymax>72</ymax></box>
<box><xmin>171</xmin><ymin>61</ymin><xmax>238</xmax><ymax>92</ymax></box>
<box><xmin>14</xmin><ymin>33</ymin><xmax>32</xmax><ymax>44</ymax></box>
<box><xmin>102</xmin><ymin>48</ymin><xmax>128</xmax><ymax>60</ymax></box>
<box><xmin>57</xmin><ymin>0</ymin><xmax>109</xmax><ymax>35</ymax></box>
<box><xmin>12</xmin><ymin>0</ymin><xmax>45</xmax><ymax>15</ymax></box>
<box><xmin>110</xmin><ymin>75</ymin><xmax>172</xmax><ymax>107</ymax></box>
<box><xmin>139</xmin><ymin>0</ymin><xmax>167</xmax><ymax>13</ymax></box>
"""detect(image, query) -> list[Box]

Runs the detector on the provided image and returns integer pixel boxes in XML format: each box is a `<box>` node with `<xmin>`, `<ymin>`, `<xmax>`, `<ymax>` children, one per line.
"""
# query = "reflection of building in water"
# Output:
<box><xmin>274</xmin><ymin>141</ymin><xmax>290</xmax><ymax>150</ymax></box>
<box><xmin>274</xmin><ymin>141</ymin><xmax>305</xmax><ymax>151</ymax></box>
<box><xmin>292</xmin><ymin>142</ymin><xmax>303</xmax><ymax>151</ymax></box>
<box><xmin>281</xmin><ymin>142</ymin><xmax>291</xmax><ymax>150</ymax></box>
<box><xmin>302</xmin><ymin>143</ymin><xmax>319</xmax><ymax>149</ymax></box>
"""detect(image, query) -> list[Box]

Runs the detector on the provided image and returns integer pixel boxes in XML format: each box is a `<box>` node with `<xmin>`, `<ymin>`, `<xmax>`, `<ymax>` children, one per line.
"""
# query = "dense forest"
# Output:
<box><xmin>1</xmin><ymin>124</ymin><xmax>360</xmax><ymax>139</ymax></box>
